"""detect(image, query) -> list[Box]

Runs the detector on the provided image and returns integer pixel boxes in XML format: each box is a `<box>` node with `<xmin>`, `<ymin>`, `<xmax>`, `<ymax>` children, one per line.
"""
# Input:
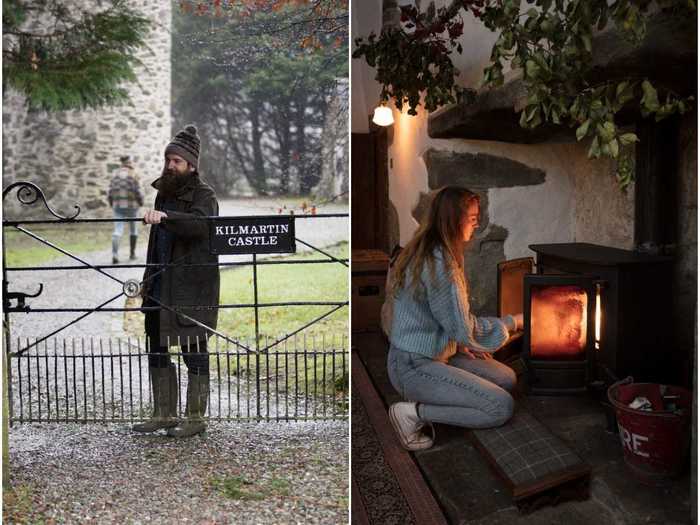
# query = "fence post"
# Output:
<box><xmin>3</xmin><ymin>338</ymin><xmax>9</xmax><ymax>485</ymax></box>
<box><xmin>253</xmin><ymin>253</ymin><xmax>261</xmax><ymax>419</ymax></box>
<box><xmin>2</xmin><ymin>223</ymin><xmax>10</xmax><ymax>484</ymax></box>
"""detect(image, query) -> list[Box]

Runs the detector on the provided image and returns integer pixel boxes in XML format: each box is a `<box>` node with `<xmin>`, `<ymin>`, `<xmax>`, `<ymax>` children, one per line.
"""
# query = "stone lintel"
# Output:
<box><xmin>424</xmin><ymin>149</ymin><xmax>546</xmax><ymax>190</ymax></box>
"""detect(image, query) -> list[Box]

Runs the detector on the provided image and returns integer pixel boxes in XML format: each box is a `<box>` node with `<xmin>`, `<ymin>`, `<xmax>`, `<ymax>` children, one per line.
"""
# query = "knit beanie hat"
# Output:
<box><xmin>165</xmin><ymin>124</ymin><xmax>200</xmax><ymax>169</ymax></box>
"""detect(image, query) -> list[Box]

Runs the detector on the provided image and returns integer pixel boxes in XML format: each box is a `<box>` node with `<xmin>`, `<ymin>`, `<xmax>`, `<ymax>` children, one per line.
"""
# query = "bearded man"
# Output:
<box><xmin>132</xmin><ymin>124</ymin><xmax>220</xmax><ymax>438</ymax></box>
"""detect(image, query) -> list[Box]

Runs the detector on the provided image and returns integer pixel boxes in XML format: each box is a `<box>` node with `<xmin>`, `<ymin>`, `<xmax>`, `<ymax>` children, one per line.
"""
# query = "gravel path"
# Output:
<box><xmin>5</xmin><ymin>198</ymin><xmax>350</xmax><ymax>524</ymax></box>
<box><xmin>6</xmin><ymin>421</ymin><xmax>349</xmax><ymax>524</ymax></box>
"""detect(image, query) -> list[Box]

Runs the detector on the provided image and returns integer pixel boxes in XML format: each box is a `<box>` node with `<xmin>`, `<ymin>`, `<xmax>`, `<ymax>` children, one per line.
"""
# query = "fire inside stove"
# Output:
<box><xmin>530</xmin><ymin>285</ymin><xmax>588</xmax><ymax>360</ymax></box>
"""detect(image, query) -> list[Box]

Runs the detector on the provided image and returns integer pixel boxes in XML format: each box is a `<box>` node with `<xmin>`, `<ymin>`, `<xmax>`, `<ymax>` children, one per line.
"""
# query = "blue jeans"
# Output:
<box><xmin>387</xmin><ymin>345</ymin><xmax>516</xmax><ymax>428</ymax></box>
<box><xmin>112</xmin><ymin>207</ymin><xmax>139</xmax><ymax>238</ymax></box>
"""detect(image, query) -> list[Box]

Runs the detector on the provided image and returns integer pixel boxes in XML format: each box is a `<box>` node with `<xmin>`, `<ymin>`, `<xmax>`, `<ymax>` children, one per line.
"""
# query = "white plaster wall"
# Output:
<box><xmin>388</xmin><ymin>104</ymin><xmax>580</xmax><ymax>259</ymax></box>
<box><xmin>388</xmin><ymin>106</ymin><xmax>431</xmax><ymax>243</ymax></box>
<box><xmin>436</xmin><ymin>0</ymin><xmax>503</xmax><ymax>88</ymax></box>
<box><xmin>387</xmin><ymin>104</ymin><xmax>633</xmax><ymax>258</ymax></box>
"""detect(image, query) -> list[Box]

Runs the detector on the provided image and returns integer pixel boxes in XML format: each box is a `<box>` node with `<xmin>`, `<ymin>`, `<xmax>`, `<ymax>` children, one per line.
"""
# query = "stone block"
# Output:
<box><xmin>424</xmin><ymin>149</ymin><xmax>546</xmax><ymax>190</ymax></box>
<box><xmin>467</xmin><ymin>225</ymin><xmax>508</xmax><ymax>316</ymax></box>
<box><xmin>83</xmin><ymin>199</ymin><xmax>104</xmax><ymax>210</ymax></box>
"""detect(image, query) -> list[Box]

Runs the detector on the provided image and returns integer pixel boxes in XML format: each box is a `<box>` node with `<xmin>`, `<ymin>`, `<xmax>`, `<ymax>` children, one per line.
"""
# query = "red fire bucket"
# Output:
<box><xmin>607</xmin><ymin>377</ymin><xmax>692</xmax><ymax>485</ymax></box>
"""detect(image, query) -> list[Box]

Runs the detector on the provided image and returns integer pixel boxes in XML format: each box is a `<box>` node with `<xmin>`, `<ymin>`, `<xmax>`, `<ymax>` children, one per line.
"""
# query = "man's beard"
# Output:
<box><xmin>159</xmin><ymin>167</ymin><xmax>191</xmax><ymax>197</ymax></box>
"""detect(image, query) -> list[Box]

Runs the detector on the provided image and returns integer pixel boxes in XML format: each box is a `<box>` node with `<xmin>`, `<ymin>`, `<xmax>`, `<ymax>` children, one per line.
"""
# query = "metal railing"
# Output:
<box><xmin>3</xmin><ymin>181</ymin><xmax>349</xmax><ymax>424</ymax></box>
<box><xmin>7</xmin><ymin>334</ymin><xmax>348</xmax><ymax>424</ymax></box>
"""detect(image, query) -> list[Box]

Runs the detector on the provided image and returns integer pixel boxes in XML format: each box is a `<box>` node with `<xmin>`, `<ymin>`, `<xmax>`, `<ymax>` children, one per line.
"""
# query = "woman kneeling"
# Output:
<box><xmin>387</xmin><ymin>186</ymin><xmax>523</xmax><ymax>451</ymax></box>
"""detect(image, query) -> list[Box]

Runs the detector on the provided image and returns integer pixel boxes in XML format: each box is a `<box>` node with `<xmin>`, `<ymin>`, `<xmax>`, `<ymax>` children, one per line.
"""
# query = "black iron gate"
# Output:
<box><xmin>3</xmin><ymin>181</ymin><xmax>349</xmax><ymax>424</ymax></box>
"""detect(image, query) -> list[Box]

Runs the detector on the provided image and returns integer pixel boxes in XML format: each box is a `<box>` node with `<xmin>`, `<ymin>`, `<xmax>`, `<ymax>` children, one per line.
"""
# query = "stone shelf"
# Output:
<box><xmin>428</xmin><ymin>14</ymin><xmax>697</xmax><ymax>143</ymax></box>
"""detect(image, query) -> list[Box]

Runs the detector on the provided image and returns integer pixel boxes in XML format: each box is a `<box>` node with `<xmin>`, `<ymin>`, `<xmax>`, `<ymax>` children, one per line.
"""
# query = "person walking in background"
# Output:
<box><xmin>132</xmin><ymin>124</ymin><xmax>220</xmax><ymax>438</ymax></box>
<box><xmin>108</xmin><ymin>155</ymin><xmax>144</xmax><ymax>263</ymax></box>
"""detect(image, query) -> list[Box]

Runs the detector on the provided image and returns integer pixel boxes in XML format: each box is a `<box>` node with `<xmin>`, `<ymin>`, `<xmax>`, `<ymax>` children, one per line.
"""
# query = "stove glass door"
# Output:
<box><xmin>524</xmin><ymin>274</ymin><xmax>596</xmax><ymax>364</ymax></box>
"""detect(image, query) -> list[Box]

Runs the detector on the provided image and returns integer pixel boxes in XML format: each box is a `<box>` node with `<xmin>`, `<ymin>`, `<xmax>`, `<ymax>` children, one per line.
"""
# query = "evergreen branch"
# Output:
<box><xmin>3</xmin><ymin>0</ymin><xmax>152</xmax><ymax>111</ymax></box>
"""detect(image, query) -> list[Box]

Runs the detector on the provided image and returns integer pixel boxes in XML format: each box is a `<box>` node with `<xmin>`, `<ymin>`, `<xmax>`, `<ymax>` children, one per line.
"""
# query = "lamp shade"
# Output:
<box><xmin>372</xmin><ymin>105</ymin><xmax>394</xmax><ymax>126</ymax></box>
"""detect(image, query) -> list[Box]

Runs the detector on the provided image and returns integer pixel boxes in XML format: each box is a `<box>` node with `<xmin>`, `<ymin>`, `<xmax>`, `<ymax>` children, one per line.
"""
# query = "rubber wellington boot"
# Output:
<box><xmin>129</xmin><ymin>235</ymin><xmax>138</xmax><ymax>260</ymax></box>
<box><xmin>132</xmin><ymin>366</ymin><xmax>178</xmax><ymax>432</ymax></box>
<box><xmin>168</xmin><ymin>373</ymin><xmax>209</xmax><ymax>438</ymax></box>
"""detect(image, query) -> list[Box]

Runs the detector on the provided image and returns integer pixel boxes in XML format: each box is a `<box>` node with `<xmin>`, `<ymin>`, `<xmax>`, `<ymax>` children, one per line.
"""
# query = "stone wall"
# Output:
<box><xmin>314</xmin><ymin>79</ymin><xmax>350</xmax><ymax>200</ymax></box>
<box><xmin>574</xmin><ymin>153</ymin><xmax>635</xmax><ymax>250</ymax></box>
<box><xmin>679</xmin><ymin>111</ymin><xmax>697</xmax><ymax>518</ymax></box>
<box><xmin>2</xmin><ymin>0</ymin><xmax>171</xmax><ymax>218</ymax></box>
<box><xmin>674</xmin><ymin>112</ymin><xmax>698</xmax><ymax>369</ymax></box>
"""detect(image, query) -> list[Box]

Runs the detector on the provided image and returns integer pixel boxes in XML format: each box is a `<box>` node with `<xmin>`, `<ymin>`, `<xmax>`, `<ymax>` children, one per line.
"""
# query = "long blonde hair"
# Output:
<box><xmin>391</xmin><ymin>186</ymin><xmax>480</xmax><ymax>296</ymax></box>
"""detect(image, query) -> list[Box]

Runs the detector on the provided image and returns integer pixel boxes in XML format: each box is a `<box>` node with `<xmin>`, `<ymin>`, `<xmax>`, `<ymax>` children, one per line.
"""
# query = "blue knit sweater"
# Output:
<box><xmin>389</xmin><ymin>249</ymin><xmax>516</xmax><ymax>359</ymax></box>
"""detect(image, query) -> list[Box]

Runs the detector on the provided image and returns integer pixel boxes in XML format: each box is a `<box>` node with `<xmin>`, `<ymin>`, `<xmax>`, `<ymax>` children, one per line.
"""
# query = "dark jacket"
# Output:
<box><xmin>108</xmin><ymin>167</ymin><xmax>144</xmax><ymax>209</ymax></box>
<box><xmin>142</xmin><ymin>173</ymin><xmax>220</xmax><ymax>346</ymax></box>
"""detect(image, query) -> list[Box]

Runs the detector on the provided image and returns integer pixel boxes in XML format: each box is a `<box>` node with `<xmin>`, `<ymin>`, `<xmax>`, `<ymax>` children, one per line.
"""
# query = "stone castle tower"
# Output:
<box><xmin>2</xmin><ymin>0</ymin><xmax>171</xmax><ymax>217</ymax></box>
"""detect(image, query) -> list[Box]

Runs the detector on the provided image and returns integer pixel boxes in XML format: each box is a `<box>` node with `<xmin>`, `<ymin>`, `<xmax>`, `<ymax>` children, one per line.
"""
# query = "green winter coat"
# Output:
<box><xmin>142</xmin><ymin>173</ymin><xmax>220</xmax><ymax>346</ymax></box>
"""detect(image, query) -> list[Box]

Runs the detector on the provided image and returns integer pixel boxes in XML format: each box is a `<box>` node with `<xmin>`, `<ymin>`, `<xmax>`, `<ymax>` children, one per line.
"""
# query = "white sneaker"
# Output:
<box><xmin>388</xmin><ymin>402</ymin><xmax>434</xmax><ymax>451</ymax></box>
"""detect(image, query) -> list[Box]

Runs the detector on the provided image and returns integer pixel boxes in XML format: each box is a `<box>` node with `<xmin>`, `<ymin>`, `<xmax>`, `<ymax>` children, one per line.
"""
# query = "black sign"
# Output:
<box><xmin>209</xmin><ymin>216</ymin><xmax>296</xmax><ymax>255</ymax></box>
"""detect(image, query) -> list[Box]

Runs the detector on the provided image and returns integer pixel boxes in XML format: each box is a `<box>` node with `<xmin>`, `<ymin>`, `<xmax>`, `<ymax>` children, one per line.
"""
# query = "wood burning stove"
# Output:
<box><xmin>498</xmin><ymin>243</ymin><xmax>673</xmax><ymax>395</ymax></box>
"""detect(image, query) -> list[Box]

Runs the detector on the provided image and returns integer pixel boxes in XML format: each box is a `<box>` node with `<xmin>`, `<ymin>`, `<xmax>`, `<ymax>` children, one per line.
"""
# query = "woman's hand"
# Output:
<box><xmin>458</xmin><ymin>345</ymin><xmax>493</xmax><ymax>360</ymax></box>
<box><xmin>457</xmin><ymin>344</ymin><xmax>477</xmax><ymax>359</ymax></box>
<box><xmin>513</xmin><ymin>313</ymin><xmax>524</xmax><ymax>331</ymax></box>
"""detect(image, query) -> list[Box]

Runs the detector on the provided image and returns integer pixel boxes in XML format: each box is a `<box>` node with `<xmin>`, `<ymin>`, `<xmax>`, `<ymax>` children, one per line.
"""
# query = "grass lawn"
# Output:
<box><xmin>3</xmin><ymin>224</ymin><xmax>117</xmax><ymax>267</ymax></box>
<box><xmin>210</xmin><ymin>474</ymin><xmax>292</xmax><ymax>501</ymax></box>
<box><xmin>218</xmin><ymin>242</ymin><xmax>349</xmax><ymax>343</ymax></box>
<box><xmin>2</xmin><ymin>484</ymin><xmax>47</xmax><ymax>525</ymax></box>
<box><xmin>11</xmin><ymin>225</ymin><xmax>350</xmax><ymax>346</ymax></box>
<box><xmin>222</xmin><ymin>195</ymin><xmax>347</xmax><ymax>215</ymax></box>
<box><xmin>216</xmin><ymin>243</ymin><xmax>349</xmax><ymax>399</ymax></box>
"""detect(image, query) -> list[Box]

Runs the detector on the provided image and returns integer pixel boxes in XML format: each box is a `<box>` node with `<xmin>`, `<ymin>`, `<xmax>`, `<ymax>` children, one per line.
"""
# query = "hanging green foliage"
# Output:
<box><xmin>2</xmin><ymin>0</ymin><xmax>151</xmax><ymax>111</ymax></box>
<box><xmin>353</xmin><ymin>0</ymin><xmax>695</xmax><ymax>187</ymax></box>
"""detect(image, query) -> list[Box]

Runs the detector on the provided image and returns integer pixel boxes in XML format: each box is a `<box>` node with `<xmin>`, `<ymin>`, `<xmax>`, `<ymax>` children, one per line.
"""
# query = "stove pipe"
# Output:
<box><xmin>634</xmin><ymin>116</ymin><xmax>680</xmax><ymax>255</ymax></box>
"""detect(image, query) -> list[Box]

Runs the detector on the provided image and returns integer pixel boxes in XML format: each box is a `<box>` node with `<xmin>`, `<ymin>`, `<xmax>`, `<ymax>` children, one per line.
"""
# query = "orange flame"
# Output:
<box><xmin>531</xmin><ymin>285</ymin><xmax>587</xmax><ymax>359</ymax></box>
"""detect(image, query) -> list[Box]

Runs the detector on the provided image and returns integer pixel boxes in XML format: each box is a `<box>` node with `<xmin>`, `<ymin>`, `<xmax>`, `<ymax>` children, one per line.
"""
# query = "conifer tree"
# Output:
<box><xmin>2</xmin><ymin>0</ymin><xmax>151</xmax><ymax>111</ymax></box>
